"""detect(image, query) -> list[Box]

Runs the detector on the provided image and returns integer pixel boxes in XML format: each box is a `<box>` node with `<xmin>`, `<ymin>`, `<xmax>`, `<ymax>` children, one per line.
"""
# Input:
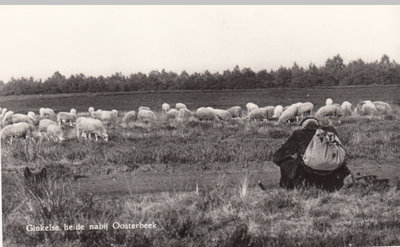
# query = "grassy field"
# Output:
<box><xmin>2</xmin><ymin>87</ymin><xmax>400</xmax><ymax>246</ymax></box>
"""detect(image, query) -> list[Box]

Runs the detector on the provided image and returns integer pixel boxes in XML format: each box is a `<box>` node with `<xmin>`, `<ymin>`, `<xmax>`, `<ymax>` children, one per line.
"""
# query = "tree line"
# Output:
<box><xmin>1</xmin><ymin>54</ymin><xmax>399</xmax><ymax>96</ymax></box>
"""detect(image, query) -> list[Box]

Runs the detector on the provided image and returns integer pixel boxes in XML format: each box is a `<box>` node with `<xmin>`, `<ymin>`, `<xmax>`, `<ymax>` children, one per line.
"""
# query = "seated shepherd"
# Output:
<box><xmin>272</xmin><ymin>117</ymin><xmax>352</xmax><ymax>192</ymax></box>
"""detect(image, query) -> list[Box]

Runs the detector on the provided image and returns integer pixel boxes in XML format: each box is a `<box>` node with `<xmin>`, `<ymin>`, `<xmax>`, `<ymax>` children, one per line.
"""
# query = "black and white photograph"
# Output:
<box><xmin>1</xmin><ymin>4</ymin><xmax>400</xmax><ymax>246</ymax></box>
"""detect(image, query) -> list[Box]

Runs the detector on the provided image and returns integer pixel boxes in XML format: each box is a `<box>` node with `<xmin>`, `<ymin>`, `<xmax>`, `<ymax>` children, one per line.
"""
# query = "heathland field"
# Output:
<box><xmin>1</xmin><ymin>86</ymin><xmax>400</xmax><ymax>246</ymax></box>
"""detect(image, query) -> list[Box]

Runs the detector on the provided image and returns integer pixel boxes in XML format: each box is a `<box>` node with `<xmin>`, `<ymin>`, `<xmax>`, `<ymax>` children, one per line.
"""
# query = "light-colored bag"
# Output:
<box><xmin>302</xmin><ymin>128</ymin><xmax>346</xmax><ymax>172</ymax></box>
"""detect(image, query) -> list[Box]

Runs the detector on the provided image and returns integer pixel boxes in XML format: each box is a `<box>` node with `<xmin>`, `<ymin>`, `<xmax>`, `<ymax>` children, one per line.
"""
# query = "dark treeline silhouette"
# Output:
<box><xmin>1</xmin><ymin>54</ymin><xmax>399</xmax><ymax>96</ymax></box>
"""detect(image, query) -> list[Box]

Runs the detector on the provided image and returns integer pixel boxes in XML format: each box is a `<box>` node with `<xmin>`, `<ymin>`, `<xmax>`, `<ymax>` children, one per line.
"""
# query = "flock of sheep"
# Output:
<box><xmin>0</xmin><ymin>98</ymin><xmax>393</xmax><ymax>143</ymax></box>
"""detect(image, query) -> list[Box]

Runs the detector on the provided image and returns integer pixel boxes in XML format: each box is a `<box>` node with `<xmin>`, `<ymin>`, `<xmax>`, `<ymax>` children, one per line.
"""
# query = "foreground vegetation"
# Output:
<box><xmin>2</xmin><ymin>108</ymin><xmax>400</xmax><ymax>245</ymax></box>
<box><xmin>3</xmin><ymin>173</ymin><xmax>400</xmax><ymax>246</ymax></box>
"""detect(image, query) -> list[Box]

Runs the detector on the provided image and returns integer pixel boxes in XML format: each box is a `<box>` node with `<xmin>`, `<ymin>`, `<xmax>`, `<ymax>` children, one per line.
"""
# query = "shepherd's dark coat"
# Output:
<box><xmin>272</xmin><ymin>124</ymin><xmax>351</xmax><ymax>191</ymax></box>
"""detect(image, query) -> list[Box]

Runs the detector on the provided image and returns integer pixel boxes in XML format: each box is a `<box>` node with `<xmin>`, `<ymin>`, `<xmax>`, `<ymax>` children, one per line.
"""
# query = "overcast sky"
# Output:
<box><xmin>0</xmin><ymin>5</ymin><xmax>399</xmax><ymax>82</ymax></box>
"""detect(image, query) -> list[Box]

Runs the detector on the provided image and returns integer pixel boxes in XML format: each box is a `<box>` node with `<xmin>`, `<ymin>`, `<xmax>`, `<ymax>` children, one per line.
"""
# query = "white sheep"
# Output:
<box><xmin>298</xmin><ymin>102</ymin><xmax>314</xmax><ymax>117</ymax></box>
<box><xmin>315</xmin><ymin>105</ymin><xmax>338</xmax><ymax>118</ymax></box>
<box><xmin>373</xmin><ymin>101</ymin><xmax>392</xmax><ymax>114</ymax></box>
<box><xmin>355</xmin><ymin>101</ymin><xmax>377</xmax><ymax>115</ymax></box>
<box><xmin>1</xmin><ymin>110</ymin><xmax>14</xmax><ymax>127</ymax></box>
<box><xmin>88</xmin><ymin>107</ymin><xmax>95</xmax><ymax>113</ymax></box>
<box><xmin>99</xmin><ymin>110</ymin><xmax>118</xmax><ymax>127</ymax></box>
<box><xmin>1</xmin><ymin>122</ymin><xmax>33</xmax><ymax>140</ymax></box>
<box><xmin>76</xmin><ymin>117</ymin><xmax>108</xmax><ymax>142</ymax></box>
<box><xmin>206</xmin><ymin>107</ymin><xmax>214</xmax><ymax>111</ymax></box>
<box><xmin>195</xmin><ymin>107</ymin><xmax>217</xmax><ymax>121</ymax></box>
<box><xmin>138</xmin><ymin>106</ymin><xmax>150</xmax><ymax>112</ymax></box>
<box><xmin>246</xmin><ymin>102</ymin><xmax>258</xmax><ymax>114</ymax></box>
<box><xmin>177</xmin><ymin>108</ymin><xmax>193</xmax><ymax>121</ymax></box>
<box><xmin>121</xmin><ymin>111</ymin><xmax>137</xmax><ymax>128</ymax></box>
<box><xmin>278</xmin><ymin>105</ymin><xmax>299</xmax><ymax>123</ymax></box>
<box><xmin>247</xmin><ymin>108</ymin><xmax>267</xmax><ymax>121</ymax></box>
<box><xmin>262</xmin><ymin>106</ymin><xmax>275</xmax><ymax>120</ymax></box>
<box><xmin>273</xmin><ymin>105</ymin><xmax>284</xmax><ymax>119</ymax></box>
<box><xmin>46</xmin><ymin>124</ymin><xmax>64</xmax><ymax>142</ymax></box>
<box><xmin>89</xmin><ymin>108</ymin><xmax>103</xmax><ymax>119</ymax></box>
<box><xmin>12</xmin><ymin>113</ymin><xmax>35</xmax><ymax>126</ymax></box>
<box><xmin>39</xmin><ymin>107</ymin><xmax>56</xmax><ymax>119</ymax></box>
<box><xmin>325</xmin><ymin>98</ymin><xmax>333</xmax><ymax>105</ymax></box>
<box><xmin>362</xmin><ymin>101</ymin><xmax>378</xmax><ymax>115</ymax></box>
<box><xmin>137</xmin><ymin>109</ymin><xmax>157</xmax><ymax>123</ymax></box>
<box><xmin>27</xmin><ymin>111</ymin><xmax>38</xmax><ymax>125</ymax></box>
<box><xmin>57</xmin><ymin>109</ymin><xmax>77</xmax><ymax>126</ymax></box>
<box><xmin>227</xmin><ymin>106</ymin><xmax>242</xmax><ymax>118</ymax></box>
<box><xmin>162</xmin><ymin>103</ymin><xmax>171</xmax><ymax>114</ymax></box>
<box><xmin>212</xmin><ymin>109</ymin><xmax>232</xmax><ymax>121</ymax></box>
<box><xmin>333</xmin><ymin>103</ymin><xmax>344</xmax><ymax>117</ymax></box>
<box><xmin>176</xmin><ymin>103</ymin><xmax>187</xmax><ymax>111</ymax></box>
<box><xmin>62</xmin><ymin>125</ymin><xmax>78</xmax><ymax>141</ymax></box>
<box><xmin>341</xmin><ymin>101</ymin><xmax>353</xmax><ymax>116</ymax></box>
<box><xmin>166</xmin><ymin>109</ymin><xmax>179</xmax><ymax>120</ymax></box>
<box><xmin>1</xmin><ymin>108</ymin><xmax>8</xmax><ymax>119</ymax></box>
<box><xmin>39</xmin><ymin>119</ymin><xmax>57</xmax><ymax>132</ymax></box>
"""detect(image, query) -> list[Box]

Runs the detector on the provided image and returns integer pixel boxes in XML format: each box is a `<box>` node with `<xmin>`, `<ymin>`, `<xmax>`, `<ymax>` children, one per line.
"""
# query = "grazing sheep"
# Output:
<box><xmin>62</xmin><ymin>125</ymin><xmax>78</xmax><ymax>140</ymax></box>
<box><xmin>246</xmin><ymin>102</ymin><xmax>258</xmax><ymax>113</ymax></box>
<box><xmin>212</xmin><ymin>109</ymin><xmax>232</xmax><ymax>121</ymax></box>
<box><xmin>355</xmin><ymin>101</ymin><xmax>377</xmax><ymax>115</ymax></box>
<box><xmin>325</xmin><ymin>98</ymin><xmax>333</xmax><ymax>105</ymax></box>
<box><xmin>46</xmin><ymin>124</ymin><xmax>64</xmax><ymax>142</ymax></box>
<box><xmin>1</xmin><ymin>122</ymin><xmax>33</xmax><ymax>140</ymax></box>
<box><xmin>373</xmin><ymin>101</ymin><xmax>392</xmax><ymax>114</ymax></box>
<box><xmin>12</xmin><ymin>113</ymin><xmax>35</xmax><ymax>125</ymax></box>
<box><xmin>262</xmin><ymin>106</ymin><xmax>275</xmax><ymax>120</ymax></box>
<box><xmin>57</xmin><ymin>109</ymin><xmax>77</xmax><ymax>126</ymax></box>
<box><xmin>362</xmin><ymin>101</ymin><xmax>378</xmax><ymax>115</ymax></box>
<box><xmin>39</xmin><ymin>107</ymin><xmax>56</xmax><ymax>119</ymax></box>
<box><xmin>99</xmin><ymin>110</ymin><xmax>118</xmax><ymax>127</ymax></box>
<box><xmin>278</xmin><ymin>105</ymin><xmax>299</xmax><ymax>123</ymax></box>
<box><xmin>227</xmin><ymin>106</ymin><xmax>242</xmax><ymax>118</ymax></box>
<box><xmin>1</xmin><ymin>111</ymin><xmax>14</xmax><ymax>127</ymax></box>
<box><xmin>162</xmin><ymin>103</ymin><xmax>171</xmax><ymax>114</ymax></box>
<box><xmin>247</xmin><ymin>108</ymin><xmax>267</xmax><ymax>121</ymax></box>
<box><xmin>315</xmin><ymin>105</ymin><xmax>338</xmax><ymax>118</ymax></box>
<box><xmin>177</xmin><ymin>108</ymin><xmax>193</xmax><ymax>121</ymax></box>
<box><xmin>1</xmin><ymin>108</ymin><xmax>8</xmax><ymax>119</ymax></box>
<box><xmin>88</xmin><ymin>107</ymin><xmax>95</xmax><ymax>113</ymax></box>
<box><xmin>195</xmin><ymin>107</ymin><xmax>217</xmax><ymax>121</ymax></box>
<box><xmin>138</xmin><ymin>106</ymin><xmax>150</xmax><ymax>112</ymax></box>
<box><xmin>89</xmin><ymin>109</ymin><xmax>103</xmax><ymax>119</ymax></box>
<box><xmin>27</xmin><ymin>111</ymin><xmax>39</xmax><ymax>125</ymax></box>
<box><xmin>39</xmin><ymin>119</ymin><xmax>57</xmax><ymax>132</ymax></box>
<box><xmin>273</xmin><ymin>105</ymin><xmax>284</xmax><ymax>119</ymax></box>
<box><xmin>121</xmin><ymin>111</ymin><xmax>137</xmax><ymax>128</ymax></box>
<box><xmin>76</xmin><ymin>117</ymin><xmax>108</xmax><ymax>142</ymax></box>
<box><xmin>166</xmin><ymin>109</ymin><xmax>179</xmax><ymax>120</ymax></box>
<box><xmin>176</xmin><ymin>103</ymin><xmax>187</xmax><ymax>111</ymax></box>
<box><xmin>341</xmin><ymin>101</ymin><xmax>353</xmax><ymax>116</ymax></box>
<box><xmin>27</xmin><ymin>111</ymin><xmax>35</xmax><ymax>119</ymax></box>
<box><xmin>333</xmin><ymin>103</ymin><xmax>344</xmax><ymax>117</ymax></box>
<box><xmin>298</xmin><ymin>102</ymin><xmax>314</xmax><ymax>116</ymax></box>
<box><xmin>137</xmin><ymin>109</ymin><xmax>157</xmax><ymax>123</ymax></box>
